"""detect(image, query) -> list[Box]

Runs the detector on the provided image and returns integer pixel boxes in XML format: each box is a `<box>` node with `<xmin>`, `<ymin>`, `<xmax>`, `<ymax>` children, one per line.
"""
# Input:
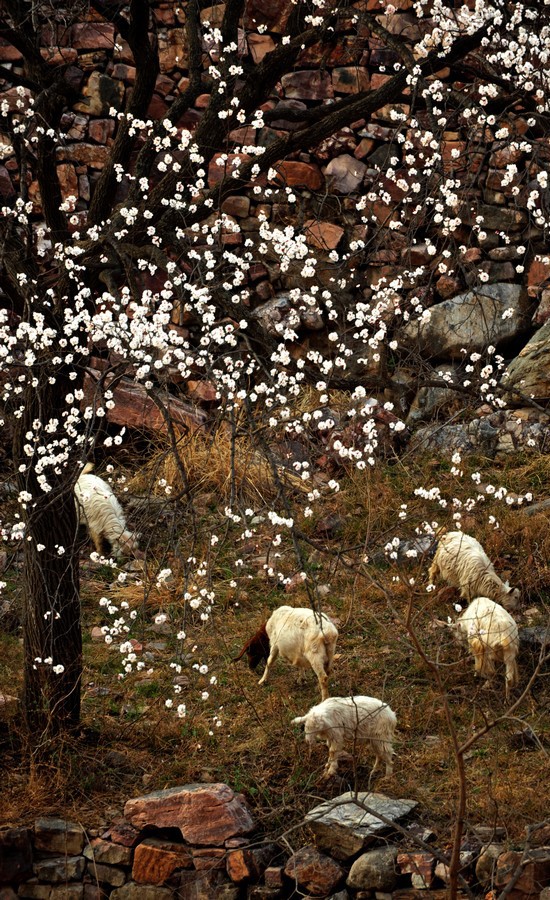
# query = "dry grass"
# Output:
<box><xmin>1</xmin><ymin>432</ymin><xmax>549</xmax><ymax>849</ymax></box>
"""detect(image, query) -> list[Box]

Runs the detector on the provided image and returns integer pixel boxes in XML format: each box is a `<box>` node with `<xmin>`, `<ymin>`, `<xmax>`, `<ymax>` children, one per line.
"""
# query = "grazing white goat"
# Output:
<box><xmin>429</xmin><ymin>531</ymin><xmax>519</xmax><ymax>610</ymax></box>
<box><xmin>454</xmin><ymin>597</ymin><xmax>519</xmax><ymax>699</ymax></box>
<box><xmin>293</xmin><ymin>696</ymin><xmax>397</xmax><ymax>779</ymax></box>
<box><xmin>75</xmin><ymin>465</ymin><xmax>140</xmax><ymax>558</ymax></box>
<box><xmin>233</xmin><ymin>606</ymin><xmax>338</xmax><ymax>701</ymax></box>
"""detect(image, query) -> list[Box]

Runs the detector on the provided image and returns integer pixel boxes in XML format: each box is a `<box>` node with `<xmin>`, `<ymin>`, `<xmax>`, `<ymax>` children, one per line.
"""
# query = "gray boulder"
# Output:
<box><xmin>398</xmin><ymin>284</ymin><xmax>531</xmax><ymax>359</ymax></box>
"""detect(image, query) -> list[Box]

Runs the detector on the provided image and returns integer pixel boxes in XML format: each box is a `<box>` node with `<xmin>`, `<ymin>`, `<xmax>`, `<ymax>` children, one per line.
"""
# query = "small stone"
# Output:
<box><xmin>49</xmin><ymin>887</ymin><xmax>84</xmax><ymax>900</ymax></box>
<box><xmin>101</xmin><ymin>819</ymin><xmax>141</xmax><ymax>848</ymax></box>
<box><xmin>271</xmin><ymin>161</ymin><xmax>324</xmax><ymax>191</ymax></box>
<box><xmin>476</xmin><ymin>844</ymin><xmax>504</xmax><ymax>886</ymax></box>
<box><xmin>226</xmin><ymin>844</ymin><xmax>278</xmax><ymax>883</ymax></box>
<box><xmin>304</xmin><ymin>220</ymin><xmax>344</xmax><ymax>251</ymax></box>
<box><xmin>221</xmin><ymin>196</ymin><xmax>250</xmax><ymax>218</ymax></box>
<box><xmin>325</xmin><ymin>154</ymin><xmax>367</xmax><ymax>193</ymax></box>
<box><xmin>84</xmin><ymin>838</ymin><xmax>132</xmax><ymax>867</ymax></box>
<box><xmin>191</xmin><ymin>848</ymin><xmax>226</xmax><ymax>871</ymax></box>
<box><xmin>34</xmin><ymin>818</ymin><xmax>85</xmax><ymax>856</ymax></box>
<box><xmin>264</xmin><ymin>866</ymin><xmax>284</xmax><ymax>887</ymax></box>
<box><xmin>398</xmin><ymin>851</ymin><xmax>436</xmax><ymax>888</ymax></box>
<box><xmin>285</xmin><ymin>846</ymin><xmax>344</xmax><ymax>896</ymax></box>
<box><xmin>496</xmin><ymin>848</ymin><xmax>550</xmax><ymax>895</ymax></box>
<box><xmin>347</xmin><ymin>846</ymin><xmax>398</xmax><ymax>891</ymax></box>
<box><xmin>132</xmin><ymin>838</ymin><xmax>193</xmax><ymax>884</ymax></box>
<box><xmin>110</xmin><ymin>885</ymin><xmax>173</xmax><ymax>900</ymax></box>
<box><xmin>247</xmin><ymin>33</ymin><xmax>276</xmax><ymax>63</ymax></box>
<box><xmin>70</xmin><ymin>23</ymin><xmax>115</xmax><ymax>49</ymax></box>
<box><xmin>74</xmin><ymin>72</ymin><xmax>124</xmax><ymax>117</ymax></box>
<box><xmin>281</xmin><ymin>70</ymin><xmax>333</xmax><ymax>101</ymax></box>
<box><xmin>17</xmin><ymin>883</ymin><xmax>51</xmax><ymax>899</ymax></box>
<box><xmin>87</xmin><ymin>863</ymin><xmax>126</xmax><ymax>886</ymax></box>
<box><xmin>34</xmin><ymin>855</ymin><xmax>86</xmax><ymax>883</ymax></box>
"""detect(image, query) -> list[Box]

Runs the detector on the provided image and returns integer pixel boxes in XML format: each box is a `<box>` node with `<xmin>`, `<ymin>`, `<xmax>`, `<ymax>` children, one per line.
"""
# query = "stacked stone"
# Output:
<box><xmin>1</xmin><ymin>787</ymin><xmax>550</xmax><ymax>899</ymax></box>
<box><xmin>1</xmin><ymin>0</ymin><xmax>550</xmax><ymax>449</ymax></box>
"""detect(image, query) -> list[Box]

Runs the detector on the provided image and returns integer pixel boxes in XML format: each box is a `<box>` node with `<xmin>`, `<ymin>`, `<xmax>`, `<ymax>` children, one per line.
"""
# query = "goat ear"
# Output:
<box><xmin>232</xmin><ymin>646</ymin><xmax>248</xmax><ymax>663</ymax></box>
<box><xmin>292</xmin><ymin>715</ymin><xmax>306</xmax><ymax>725</ymax></box>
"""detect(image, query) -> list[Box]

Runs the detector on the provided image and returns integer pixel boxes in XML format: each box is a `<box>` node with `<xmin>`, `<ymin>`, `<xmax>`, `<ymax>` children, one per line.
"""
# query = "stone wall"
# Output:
<box><xmin>1</xmin><ymin>784</ymin><xmax>549</xmax><ymax>899</ymax></box>
<box><xmin>1</xmin><ymin>1</ymin><xmax>550</xmax><ymax>453</ymax></box>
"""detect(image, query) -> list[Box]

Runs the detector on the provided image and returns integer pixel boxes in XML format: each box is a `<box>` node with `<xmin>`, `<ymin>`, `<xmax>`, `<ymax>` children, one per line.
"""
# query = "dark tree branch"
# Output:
<box><xmin>88</xmin><ymin>0</ymin><xmax>160</xmax><ymax>225</ymax></box>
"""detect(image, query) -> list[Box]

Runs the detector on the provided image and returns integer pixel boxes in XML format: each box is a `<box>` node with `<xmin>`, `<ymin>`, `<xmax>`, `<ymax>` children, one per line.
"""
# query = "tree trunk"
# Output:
<box><xmin>14</xmin><ymin>376</ymin><xmax>83</xmax><ymax>740</ymax></box>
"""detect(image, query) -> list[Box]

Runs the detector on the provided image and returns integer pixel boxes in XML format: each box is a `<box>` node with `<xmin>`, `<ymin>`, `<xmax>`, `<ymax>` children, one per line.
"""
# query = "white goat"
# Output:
<box><xmin>293</xmin><ymin>696</ymin><xmax>397</xmax><ymax>779</ymax></box>
<box><xmin>454</xmin><ymin>597</ymin><xmax>519</xmax><ymax>699</ymax></box>
<box><xmin>75</xmin><ymin>465</ymin><xmax>139</xmax><ymax>558</ymax></box>
<box><xmin>429</xmin><ymin>531</ymin><xmax>519</xmax><ymax>610</ymax></box>
<box><xmin>233</xmin><ymin>606</ymin><xmax>338</xmax><ymax>701</ymax></box>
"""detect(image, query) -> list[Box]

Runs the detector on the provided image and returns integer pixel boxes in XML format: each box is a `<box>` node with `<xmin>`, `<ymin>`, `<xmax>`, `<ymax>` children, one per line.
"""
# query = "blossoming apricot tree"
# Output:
<box><xmin>0</xmin><ymin>0</ymin><xmax>549</xmax><ymax>745</ymax></box>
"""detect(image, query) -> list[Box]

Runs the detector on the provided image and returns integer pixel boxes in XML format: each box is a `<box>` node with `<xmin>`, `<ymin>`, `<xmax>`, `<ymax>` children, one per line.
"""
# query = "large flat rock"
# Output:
<box><xmin>305</xmin><ymin>792</ymin><xmax>417</xmax><ymax>861</ymax></box>
<box><xmin>124</xmin><ymin>784</ymin><xmax>256</xmax><ymax>846</ymax></box>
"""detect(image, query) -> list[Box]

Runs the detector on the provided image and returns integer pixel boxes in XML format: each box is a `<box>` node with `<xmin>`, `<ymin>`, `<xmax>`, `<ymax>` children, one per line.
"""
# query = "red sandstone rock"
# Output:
<box><xmin>354</xmin><ymin>138</ymin><xmax>375</xmax><ymax>159</ymax></box>
<box><xmin>208</xmin><ymin>153</ymin><xmax>251</xmax><ymax>187</ymax></box>
<box><xmin>0</xmin><ymin>165</ymin><xmax>15</xmax><ymax>198</ymax></box>
<box><xmin>70</xmin><ymin>23</ymin><xmax>115</xmax><ymax>49</ymax></box>
<box><xmin>228</xmin><ymin>126</ymin><xmax>257</xmax><ymax>146</ymax></box>
<box><xmin>56</xmin><ymin>143</ymin><xmax>111</xmax><ymax>169</ymax></box>
<box><xmin>496</xmin><ymin>849</ymin><xmax>550</xmax><ymax>896</ymax></box>
<box><xmin>271</xmin><ymin>161</ymin><xmax>324</xmax><ymax>190</ymax></box>
<box><xmin>101</xmin><ymin>819</ymin><xmax>141</xmax><ymax>848</ymax></box>
<box><xmin>0</xmin><ymin>38</ymin><xmax>22</xmax><ymax>61</ymax></box>
<box><xmin>226</xmin><ymin>845</ymin><xmax>277</xmax><ymax>883</ymax></box>
<box><xmin>191</xmin><ymin>848</ymin><xmax>226</xmax><ymax>871</ymax></box>
<box><xmin>124</xmin><ymin>784</ymin><xmax>256</xmax><ymax>846</ymax></box>
<box><xmin>490</xmin><ymin>144</ymin><xmax>524</xmax><ymax>168</ymax></box>
<box><xmin>83</xmin><ymin>367</ymin><xmax>207</xmax><ymax>435</ymax></box>
<box><xmin>133</xmin><ymin>838</ymin><xmax>193</xmax><ymax>884</ymax></box>
<box><xmin>398</xmin><ymin>851</ymin><xmax>436</xmax><ymax>889</ymax></box>
<box><xmin>304</xmin><ymin>220</ymin><xmax>344</xmax><ymax>251</ymax></box>
<box><xmin>57</xmin><ymin>163</ymin><xmax>78</xmax><ymax>200</ymax></box>
<box><xmin>299</xmin><ymin>35</ymin><xmax>365</xmax><ymax>67</ymax></box>
<box><xmin>436</xmin><ymin>275</ymin><xmax>462</xmax><ymax>299</ymax></box>
<box><xmin>187</xmin><ymin>380</ymin><xmax>218</xmax><ymax>403</ymax></box>
<box><xmin>88</xmin><ymin>119</ymin><xmax>115</xmax><ymax>144</ymax></box>
<box><xmin>527</xmin><ymin>258</ymin><xmax>550</xmax><ymax>295</ymax></box>
<box><xmin>221</xmin><ymin>196</ymin><xmax>251</xmax><ymax>218</ymax></box>
<box><xmin>285</xmin><ymin>846</ymin><xmax>344</xmax><ymax>896</ymax></box>
<box><xmin>248</xmin><ymin>33</ymin><xmax>276</xmax><ymax>63</ymax></box>
<box><xmin>158</xmin><ymin>28</ymin><xmax>188</xmax><ymax>72</ymax></box>
<box><xmin>147</xmin><ymin>94</ymin><xmax>169</xmax><ymax>119</ymax></box>
<box><xmin>243</xmin><ymin>0</ymin><xmax>294</xmax><ymax>33</ymax></box>
<box><xmin>463</xmin><ymin>247</ymin><xmax>483</xmax><ymax>263</ymax></box>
